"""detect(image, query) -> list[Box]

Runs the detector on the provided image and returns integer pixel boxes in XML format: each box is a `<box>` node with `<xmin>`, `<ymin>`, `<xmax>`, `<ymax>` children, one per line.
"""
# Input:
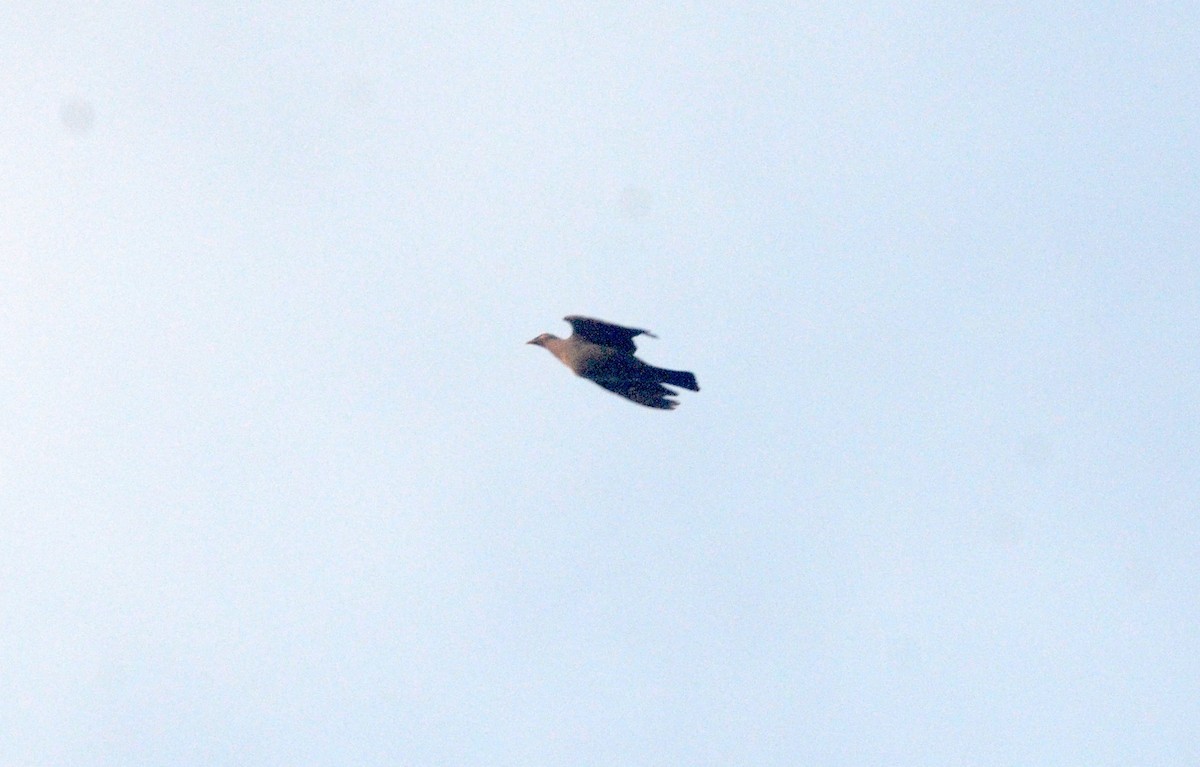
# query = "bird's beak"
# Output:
<box><xmin>526</xmin><ymin>338</ymin><xmax>538</xmax><ymax>345</ymax></box>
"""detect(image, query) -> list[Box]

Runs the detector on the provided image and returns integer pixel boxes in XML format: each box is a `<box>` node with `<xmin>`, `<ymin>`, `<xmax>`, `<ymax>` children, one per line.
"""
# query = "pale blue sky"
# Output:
<box><xmin>4</xmin><ymin>4</ymin><xmax>1198</xmax><ymax>765</ymax></box>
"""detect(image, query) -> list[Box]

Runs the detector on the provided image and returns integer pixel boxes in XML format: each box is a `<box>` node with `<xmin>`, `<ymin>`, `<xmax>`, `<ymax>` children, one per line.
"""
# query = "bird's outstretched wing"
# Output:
<box><xmin>592</xmin><ymin>379</ymin><xmax>680</xmax><ymax>410</ymax></box>
<box><xmin>564</xmin><ymin>315</ymin><xmax>656</xmax><ymax>354</ymax></box>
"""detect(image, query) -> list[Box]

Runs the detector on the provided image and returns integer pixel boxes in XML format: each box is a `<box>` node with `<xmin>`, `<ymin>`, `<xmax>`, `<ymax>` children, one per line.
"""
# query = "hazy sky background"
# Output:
<box><xmin>4</xmin><ymin>3</ymin><xmax>1198</xmax><ymax>765</ymax></box>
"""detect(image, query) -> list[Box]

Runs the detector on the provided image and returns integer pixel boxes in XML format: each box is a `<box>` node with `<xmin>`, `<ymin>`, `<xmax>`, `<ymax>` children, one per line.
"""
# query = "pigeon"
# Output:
<box><xmin>527</xmin><ymin>315</ymin><xmax>699</xmax><ymax>410</ymax></box>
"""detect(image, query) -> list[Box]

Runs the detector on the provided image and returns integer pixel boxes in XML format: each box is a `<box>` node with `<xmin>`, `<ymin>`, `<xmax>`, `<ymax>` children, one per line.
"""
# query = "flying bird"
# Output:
<box><xmin>527</xmin><ymin>315</ymin><xmax>700</xmax><ymax>410</ymax></box>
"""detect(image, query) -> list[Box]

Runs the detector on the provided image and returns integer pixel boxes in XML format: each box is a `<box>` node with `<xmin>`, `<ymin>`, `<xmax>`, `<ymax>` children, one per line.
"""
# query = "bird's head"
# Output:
<box><xmin>526</xmin><ymin>333</ymin><xmax>557</xmax><ymax>348</ymax></box>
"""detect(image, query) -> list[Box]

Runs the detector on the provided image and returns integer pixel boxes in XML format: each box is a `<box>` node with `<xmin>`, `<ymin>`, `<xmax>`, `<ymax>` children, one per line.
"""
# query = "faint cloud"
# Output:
<box><xmin>988</xmin><ymin>511</ymin><xmax>1025</xmax><ymax>551</ymax></box>
<box><xmin>338</xmin><ymin>75</ymin><xmax>379</xmax><ymax>110</ymax></box>
<box><xmin>59</xmin><ymin>97</ymin><xmax>95</xmax><ymax>136</ymax></box>
<box><xmin>1019</xmin><ymin>432</ymin><xmax>1052</xmax><ymax>473</ymax></box>
<box><xmin>618</xmin><ymin>184</ymin><xmax>654</xmax><ymax>222</ymax></box>
<box><xmin>1124</xmin><ymin>557</ymin><xmax>1159</xmax><ymax>593</ymax></box>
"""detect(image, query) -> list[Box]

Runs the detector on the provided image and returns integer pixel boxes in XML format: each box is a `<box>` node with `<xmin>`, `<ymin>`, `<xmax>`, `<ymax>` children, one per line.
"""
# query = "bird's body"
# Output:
<box><xmin>528</xmin><ymin>316</ymin><xmax>699</xmax><ymax>410</ymax></box>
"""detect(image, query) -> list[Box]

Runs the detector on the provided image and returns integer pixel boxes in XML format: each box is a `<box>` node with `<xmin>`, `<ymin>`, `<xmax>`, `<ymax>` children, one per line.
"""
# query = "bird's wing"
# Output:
<box><xmin>592</xmin><ymin>379</ymin><xmax>680</xmax><ymax>410</ymax></box>
<box><xmin>564</xmin><ymin>315</ymin><xmax>656</xmax><ymax>354</ymax></box>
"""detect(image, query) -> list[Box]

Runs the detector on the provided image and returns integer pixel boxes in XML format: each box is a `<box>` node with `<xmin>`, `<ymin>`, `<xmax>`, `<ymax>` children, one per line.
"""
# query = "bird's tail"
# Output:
<box><xmin>657</xmin><ymin>367</ymin><xmax>699</xmax><ymax>391</ymax></box>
